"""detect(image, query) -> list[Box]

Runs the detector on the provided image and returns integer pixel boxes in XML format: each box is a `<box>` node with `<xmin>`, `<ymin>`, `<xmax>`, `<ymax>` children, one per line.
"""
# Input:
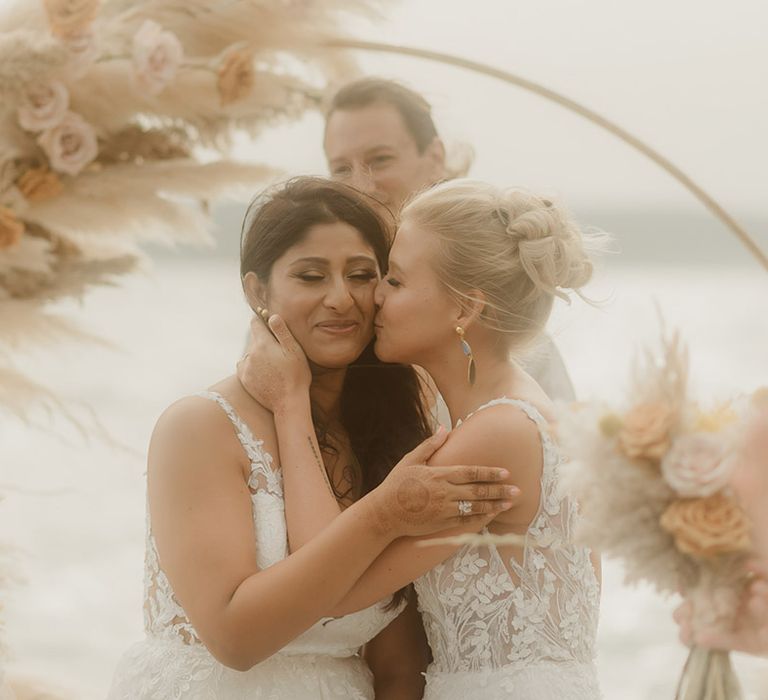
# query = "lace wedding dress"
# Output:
<box><xmin>108</xmin><ymin>391</ymin><xmax>404</xmax><ymax>700</ymax></box>
<box><xmin>415</xmin><ymin>398</ymin><xmax>601</xmax><ymax>699</ymax></box>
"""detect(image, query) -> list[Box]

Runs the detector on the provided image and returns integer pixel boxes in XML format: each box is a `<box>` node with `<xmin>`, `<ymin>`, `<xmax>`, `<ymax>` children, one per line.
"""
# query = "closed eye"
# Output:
<box><xmin>385</xmin><ymin>276</ymin><xmax>401</xmax><ymax>288</ymax></box>
<box><xmin>349</xmin><ymin>271</ymin><xmax>378</xmax><ymax>282</ymax></box>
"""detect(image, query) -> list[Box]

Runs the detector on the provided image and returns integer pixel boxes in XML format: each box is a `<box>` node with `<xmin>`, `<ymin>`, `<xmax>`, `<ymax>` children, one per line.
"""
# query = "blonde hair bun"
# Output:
<box><xmin>401</xmin><ymin>179</ymin><xmax>599</xmax><ymax>347</ymax></box>
<box><xmin>495</xmin><ymin>188</ymin><xmax>594</xmax><ymax>300</ymax></box>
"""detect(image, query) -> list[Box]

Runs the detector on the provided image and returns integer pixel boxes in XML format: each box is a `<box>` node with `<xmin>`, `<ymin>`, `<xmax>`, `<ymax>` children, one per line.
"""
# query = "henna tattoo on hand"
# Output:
<box><xmin>395</xmin><ymin>477</ymin><xmax>430</xmax><ymax>513</ymax></box>
<box><xmin>366</xmin><ymin>468</ymin><xmax>448</xmax><ymax>537</ymax></box>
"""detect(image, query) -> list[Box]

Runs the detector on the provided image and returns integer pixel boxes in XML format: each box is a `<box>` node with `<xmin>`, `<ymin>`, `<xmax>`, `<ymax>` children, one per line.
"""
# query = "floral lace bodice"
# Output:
<box><xmin>142</xmin><ymin>391</ymin><xmax>404</xmax><ymax>658</ymax></box>
<box><xmin>414</xmin><ymin>398</ymin><xmax>600</xmax><ymax>676</ymax></box>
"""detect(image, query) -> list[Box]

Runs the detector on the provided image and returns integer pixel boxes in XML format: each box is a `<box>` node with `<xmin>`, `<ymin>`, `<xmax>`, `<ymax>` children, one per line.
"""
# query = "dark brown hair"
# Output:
<box><xmin>240</xmin><ymin>175</ymin><xmax>433</xmax><ymax>517</ymax></box>
<box><xmin>327</xmin><ymin>78</ymin><xmax>439</xmax><ymax>152</ymax></box>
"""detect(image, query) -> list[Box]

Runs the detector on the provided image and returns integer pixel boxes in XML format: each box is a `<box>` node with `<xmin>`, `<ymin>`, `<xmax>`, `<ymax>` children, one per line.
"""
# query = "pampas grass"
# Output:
<box><xmin>0</xmin><ymin>0</ymin><xmax>373</xmax><ymax>423</ymax></box>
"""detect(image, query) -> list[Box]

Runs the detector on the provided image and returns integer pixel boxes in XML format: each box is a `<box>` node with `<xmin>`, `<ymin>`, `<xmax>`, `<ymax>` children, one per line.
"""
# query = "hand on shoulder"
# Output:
<box><xmin>428</xmin><ymin>401</ymin><xmax>546</xmax><ymax>528</ymax></box>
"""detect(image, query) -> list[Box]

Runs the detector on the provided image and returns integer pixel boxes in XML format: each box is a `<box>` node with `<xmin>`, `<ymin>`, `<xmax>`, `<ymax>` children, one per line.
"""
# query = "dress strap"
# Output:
<box><xmin>196</xmin><ymin>391</ymin><xmax>281</xmax><ymax>496</ymax></box>
<box><xmin>196</xmin><ymin>390</ymin><xmax>259</xmax><ymax>451</ymax></box>
<box><xmin>458</xmin><ymin>396</ymin><xmax>546</xmax><ymax>431</ymax></box>
<box><xmin>195</xmin><ymin>391</ymin><xmax>279</xmax><ymax>478</ymax></box>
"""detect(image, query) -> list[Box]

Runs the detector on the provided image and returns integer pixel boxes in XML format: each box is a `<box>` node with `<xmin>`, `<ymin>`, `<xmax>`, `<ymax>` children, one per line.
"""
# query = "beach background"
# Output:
<box><xmin>1</xmin><ymin>0</ymin><xmax>767</xmax><ymax>697</ymax></box>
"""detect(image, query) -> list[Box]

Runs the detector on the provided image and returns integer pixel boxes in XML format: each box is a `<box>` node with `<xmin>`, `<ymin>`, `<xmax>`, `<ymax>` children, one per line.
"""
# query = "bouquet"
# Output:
<box><xmin>557</xmin><ymin>330</ymin><xmax>755</xmax><ymax>699</ymax></box>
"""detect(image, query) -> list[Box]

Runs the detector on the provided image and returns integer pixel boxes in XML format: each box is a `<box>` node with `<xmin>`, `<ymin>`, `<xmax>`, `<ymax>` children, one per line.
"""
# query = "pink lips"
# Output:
<box><xmin>317</xmin><ymin>320</ymin><xmax>359</xmax><ymax>335</ymax></box>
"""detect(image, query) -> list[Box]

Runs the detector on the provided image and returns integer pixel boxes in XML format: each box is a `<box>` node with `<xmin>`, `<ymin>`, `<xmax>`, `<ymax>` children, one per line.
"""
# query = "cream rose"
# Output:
<box><xmin>38</xmin><ymin>112</ymin><xmax>98</xmax><ymax>176</ymax></box>
<box><xmin>660</xmin><ymin>493</ymin><xmax>752</xmax><ymax>558</ymax></box>
<box><xmin>132</xmin><ymin>20</ymin><xmax>184</xmax><ymax>95</ymax></box>
<box><xmin>661</xmin><ymin>433</ymin><xmax>735</xmax><ymax>498</ymax></box>
<box><xmin>0</xmin><ymin>207</ymin><xmax>24</xmax><ymax>250</ymax></box>
<box><xmin>17</xmin><ymin>81</ymin><xmax>70</xmax><ymax>132</ymax></box>
<box><xmin>217</xmin><ymin>48</ymin><xmax>255</xmax><ymax>105</ymax></box>
<box><xmin>618</xmin><ymin>400</ymin><xmax>675</xmax><ymax>463</ymax></box>
<box><xmin>44</xmin><ymin>0</ymin><xmax>100</xmax><ymax>39</ymax></box>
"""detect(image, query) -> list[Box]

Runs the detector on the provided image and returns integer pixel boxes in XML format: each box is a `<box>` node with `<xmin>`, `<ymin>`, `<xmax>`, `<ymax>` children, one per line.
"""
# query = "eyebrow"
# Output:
<box><xmin>289</xmin><ymin>255</ymin><xmax>378</xmax><ymax>266</ymax></box>
<box><xmin>388</xmin><ymin>259</ymin><xmax>404</xmax><ymax>274</ymax></box>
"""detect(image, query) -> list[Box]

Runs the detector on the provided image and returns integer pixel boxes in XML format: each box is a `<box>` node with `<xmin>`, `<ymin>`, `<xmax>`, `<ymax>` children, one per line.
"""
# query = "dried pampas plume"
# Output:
<box><xmin>0</xmin><ymin>0</ymin><xmax>375</xmax><ymax>423</ymax></box>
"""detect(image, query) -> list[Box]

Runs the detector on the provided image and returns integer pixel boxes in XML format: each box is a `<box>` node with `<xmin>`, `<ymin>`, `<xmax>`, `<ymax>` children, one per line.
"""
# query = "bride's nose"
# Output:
<box><xmin>323</xmin><ymin>277</ymin><xmax>355</xmax><ymax>312</ymax></box>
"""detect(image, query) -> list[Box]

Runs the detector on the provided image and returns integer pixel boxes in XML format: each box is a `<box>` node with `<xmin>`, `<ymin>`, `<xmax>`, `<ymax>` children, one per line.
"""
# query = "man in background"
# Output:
<box><xmin>323</xmin><ymin>78</ymin><xmax>576</xmax><ymax>403</ymax></box>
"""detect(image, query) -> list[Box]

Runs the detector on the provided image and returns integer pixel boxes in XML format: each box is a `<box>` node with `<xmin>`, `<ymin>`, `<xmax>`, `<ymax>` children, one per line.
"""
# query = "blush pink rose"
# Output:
<box><xmin>132</xmin><ymin>20</ymin><xmax>183</xmax><ymax>95</ymax></box>
<box><xmin>18</xmin><ymin>81</ymin><xmax>70</xmax><ymax>132</ymax></box>
<box><xmin>38</xmin><ymin>111</ymin><xmax>98</xmax><ymax>176</ymax></box>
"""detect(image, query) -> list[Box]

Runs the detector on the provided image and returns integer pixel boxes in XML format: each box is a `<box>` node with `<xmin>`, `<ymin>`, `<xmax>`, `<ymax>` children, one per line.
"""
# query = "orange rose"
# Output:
<box><xmin>217</xmin><ymin>48</ymin><xmax>255</xmax><ymax>105</ymax></box>
<box><xmin>17</xmin><ymin>168</ymin><xmax>63</xmax><ymax>202</ymax></box>
<box><xmin>660</xmin><ymin>493</ymin><xmax>752</xmax><ymax>558</ymax></box>
<box><xmin>0</xmin><ymin>207</ymin><xmax>25</xmax><ymax>249</ymax></box>
<box><xmin>44</xmin><ymin>0</ymin><xmax>100</xmax><ymax>39</ymax></box>
<box><xmin>618</xmin><ymin>400</ymin><xmax>675</xmax><ymax>462</ymax></box>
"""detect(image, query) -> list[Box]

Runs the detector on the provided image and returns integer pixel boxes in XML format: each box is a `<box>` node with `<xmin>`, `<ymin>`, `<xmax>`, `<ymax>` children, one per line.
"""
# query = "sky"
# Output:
<box><xmin>1</xmin><ymin>0</ymin><xmax>765</xmax><ymax>243</ymax></box>
<box><xmin>241</xmin><ymin>0</ymin><xmax>767</xmax><ymax>220</ymax></box>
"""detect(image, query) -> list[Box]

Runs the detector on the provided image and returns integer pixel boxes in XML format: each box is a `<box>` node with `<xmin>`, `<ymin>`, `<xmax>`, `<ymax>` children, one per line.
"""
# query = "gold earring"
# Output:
<box><xmin>255</xmin><ymin>305</ymin><xmax>269</xmax><ymax>320</ymax></box>
<box><xmin>455</xmin><ymin>326</ymin><xmax>476</xmax><ymax>385</ymax></box>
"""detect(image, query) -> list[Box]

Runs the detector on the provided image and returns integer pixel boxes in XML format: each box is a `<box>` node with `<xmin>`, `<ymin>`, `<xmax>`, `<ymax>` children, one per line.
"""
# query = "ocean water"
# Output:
<box><xmin>1</xmin><ymin>255</ymin><xmax>767</xmax><ymax>699</ymax></box>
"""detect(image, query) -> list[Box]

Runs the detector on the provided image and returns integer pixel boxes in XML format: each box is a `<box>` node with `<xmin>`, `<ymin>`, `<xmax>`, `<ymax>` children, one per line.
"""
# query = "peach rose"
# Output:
<box><xmin>16</xmin><ymin>168</ymin><xmax>64</xmax><ymax>202</ymax></box>
<box><xmin>44</xmin><ymin>0</ymin><xmax>100</xmax><ymax>39</ymax></box>
<box><xmin>660</xmin><ymin>493</ymin><xmax>752</xmax><ymax>558</ymax></box>
<box><xmin>0</xmin><ymin>207</ymin><xmax>24</xmax><ymax>250</ymax></box>
<box><xmin>217</xmin><ymin>48</ymin><xmax>255</xmax><ymax>105</ymax></box>
<box><xmin>132</xmin><ymin>20</ymin><xmax>183</xmax><ymax>95</ymax></box>
<box><xmin>618</xmin><ymin>400</ymin><xmax>675</xmax><ymax>462</ymax></box>
<box><xmin>38</xmin><ymin>111</ymin><xmax>98</xmax><ymax>176</ymax></box>
<box><xmin>17</xmin><ymin>81</ymin><xmax>70</xmax><ymax>132</ymax></box>
<box><xmin>661</xmin><ymin>433</ymin><xmax>735</xmax><ymax>498</ymax></box>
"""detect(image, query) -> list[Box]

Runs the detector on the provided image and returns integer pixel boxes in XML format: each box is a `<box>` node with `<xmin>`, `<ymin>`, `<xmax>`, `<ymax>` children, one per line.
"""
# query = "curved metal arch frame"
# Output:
<box><xmin>326</xmin><ymin>39</ymin><xmax>767</xmax><ymax>272</ymax></box>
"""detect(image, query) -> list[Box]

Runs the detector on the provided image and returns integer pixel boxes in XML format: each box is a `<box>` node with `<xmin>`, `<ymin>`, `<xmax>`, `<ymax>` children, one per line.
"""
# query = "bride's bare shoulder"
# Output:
<box><xmin>431</xmin><ymin>402</ymin><xmax>542</xmax><ymax>471</ymax></box>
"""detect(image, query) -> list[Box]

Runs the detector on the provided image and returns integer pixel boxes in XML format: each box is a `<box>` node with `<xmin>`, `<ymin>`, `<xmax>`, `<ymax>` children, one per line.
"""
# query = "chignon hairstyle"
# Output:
<box><xmin>400</xmin><ymin>179</ymin><xmax>595</xmax><ymax>351</ymax></box>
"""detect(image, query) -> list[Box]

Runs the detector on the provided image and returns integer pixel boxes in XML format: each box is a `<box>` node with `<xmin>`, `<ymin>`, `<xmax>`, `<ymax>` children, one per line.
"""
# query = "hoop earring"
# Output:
<box><xmin>455</xmin><ymin>326</ymin><xmax>476</xmax><ymax>385</ymax></box>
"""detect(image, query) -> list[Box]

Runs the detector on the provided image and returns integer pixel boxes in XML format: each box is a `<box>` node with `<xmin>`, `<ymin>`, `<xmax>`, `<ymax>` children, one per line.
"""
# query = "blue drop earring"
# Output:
<box><xmin>455</xmin><ymin>326</ymin><xmax>476</xmax><ymax>385</ymax></box>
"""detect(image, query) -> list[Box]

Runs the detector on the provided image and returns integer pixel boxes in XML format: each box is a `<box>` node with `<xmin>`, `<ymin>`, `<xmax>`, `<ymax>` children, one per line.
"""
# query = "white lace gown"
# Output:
<box><xmin>414</xmin><ymin>398</ymin><xmax>601</xmax><ymax>700</ymax></box>
<box><xmin>108</xmin><ymin>391</ymin><xmax>404</xmax><ymax>700</ymax></box>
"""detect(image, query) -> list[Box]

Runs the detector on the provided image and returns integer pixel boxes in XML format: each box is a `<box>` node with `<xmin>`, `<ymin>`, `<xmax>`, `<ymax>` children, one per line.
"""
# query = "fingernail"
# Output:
<box><xmin>499</xmin><ymin>469</ymin><xmax>510</xmax><ymax>478</ymax></box>
<box><xmin>435</xmin><ymin>426</ymin><xmax>446</xmax><ymax>436</ymax></box>
<box><xmin>505</xmin><ymin>486</ymin><xmax>520</xmax><ymax>496</ymax></box>
<box><xmin>500</xmin><ymin>501</ymin><xmax>513</xmax><ymax>510</ymax></box>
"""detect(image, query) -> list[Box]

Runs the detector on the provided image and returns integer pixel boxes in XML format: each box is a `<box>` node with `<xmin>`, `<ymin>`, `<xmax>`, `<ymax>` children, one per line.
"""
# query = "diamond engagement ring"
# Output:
<box><xmin>457</xmin><ymin>500</ymin><xmax>472</xmax><ymax>516</ymax></box>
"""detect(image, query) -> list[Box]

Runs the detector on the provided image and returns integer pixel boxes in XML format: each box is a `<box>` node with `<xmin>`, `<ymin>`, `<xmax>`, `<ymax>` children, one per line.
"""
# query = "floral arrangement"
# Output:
<box><xmin>0</xmin><ymin>0</ymin><xmax>373</xmax><ymax>420</ymax></box>
<box><xmin>557</xmin><ymin>330</ymin><xmax>755</xmax><ymax>699</ymax></box>
<box><xmin>0</xmin><ymin>1</ymin><xmax>374</xmax><ymax>686</ymax></box>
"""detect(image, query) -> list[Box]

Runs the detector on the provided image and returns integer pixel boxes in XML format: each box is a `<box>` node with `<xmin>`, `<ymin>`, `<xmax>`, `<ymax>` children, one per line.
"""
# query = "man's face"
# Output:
<box><xmin>324</xmin><ymin>101</ymin><xmax>445</xmax><ymax>214</ymax></box>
